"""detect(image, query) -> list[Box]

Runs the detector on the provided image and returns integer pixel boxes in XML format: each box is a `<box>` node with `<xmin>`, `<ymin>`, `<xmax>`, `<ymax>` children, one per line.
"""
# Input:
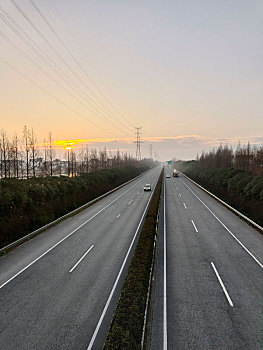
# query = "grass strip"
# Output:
<box><xmin>103</xmin><ymin>169</ymin><xmax>163</xmax><ymax>350</ymax></box>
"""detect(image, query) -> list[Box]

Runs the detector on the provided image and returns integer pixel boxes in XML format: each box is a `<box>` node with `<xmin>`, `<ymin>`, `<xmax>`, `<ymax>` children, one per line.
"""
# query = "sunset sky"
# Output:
<box><xmin>1</xmin><ymin>0</ymin><xmax>262</xmax><ymax>160</ymax></box>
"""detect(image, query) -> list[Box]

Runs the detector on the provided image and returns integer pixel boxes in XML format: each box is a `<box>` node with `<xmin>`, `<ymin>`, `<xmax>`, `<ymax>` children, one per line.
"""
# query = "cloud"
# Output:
<box><xmin>37</xmin><ymin>135</ymin><xmax>263</xmax><ymax>161</ymax></box>
<box><xmin>140</xmin><ymin>135</ymin><xmax>263</xmax><ymax>160</ymax></box>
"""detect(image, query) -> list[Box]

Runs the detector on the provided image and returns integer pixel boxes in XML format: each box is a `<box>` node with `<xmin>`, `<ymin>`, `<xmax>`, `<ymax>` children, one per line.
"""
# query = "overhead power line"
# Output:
<box><xmin>0</xmin><ymin>29</ymin><xmax>126</xmax><ymax>136</ymax></box>
<box><xmin>7</xmin><ymin>0</ymin><xmax>132</xmax><ymax>136</ymax></box>
<box><xmin>0</xmin><ymin>13</ymin><xmax>129</xmax><ymax>137</ymax></box>
<box><xmin>49</xmin><ymin>0</ymin><xmax>133</xmax><ymax>130</ymax></box>
<box><xmin>0</xmin><ymin>5</ymin><xmax>130</xmax><ymax>137</ymax></box>
<box><xmin>0</xmin><ymin>54</ymin><xmax>119</xmax><ymax>137</ymax></box>
<box><xmin>28</xmin><ymin>0</ymin><xmax>132</xmax><ymax>131</ymax></box>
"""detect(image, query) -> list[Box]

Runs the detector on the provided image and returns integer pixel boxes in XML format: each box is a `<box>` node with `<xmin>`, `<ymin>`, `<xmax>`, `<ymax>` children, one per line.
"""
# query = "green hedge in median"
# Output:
<box><xmin>104</xmin><ymin>169</ymin><xmax>163</xmax><ymax>350</ymax></box>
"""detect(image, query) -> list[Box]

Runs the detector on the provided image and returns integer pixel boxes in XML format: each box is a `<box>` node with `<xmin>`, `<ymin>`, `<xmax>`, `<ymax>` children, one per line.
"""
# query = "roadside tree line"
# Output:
<box><xmin>0</xmin><ymin>127</ymin><xmax>150</xmax><ymax>179</ymax></box>
<box><xmin>196</xmin><ymin>142</ymin><xmax>263</xmax><ymax>176</ymax></box>
<box><xmin>174</xmin><ymin>142</ymin><xmax>263</xmax><ymax>226</ymax></box>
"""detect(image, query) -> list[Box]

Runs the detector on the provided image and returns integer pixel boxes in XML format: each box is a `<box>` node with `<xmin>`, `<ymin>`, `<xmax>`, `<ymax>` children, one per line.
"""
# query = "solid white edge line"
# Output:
<box><xmin>180</xmin><ymin>178</ymin><xmax>263</xmax><ymax>269</ymax></box>
<box><xmin>86</xmin><ymin>178</ymin><xmax>159</xmax><ymax>350</ymax></box>
<box><xmin>0</xmin><ymin>180</ymin><xmax>142</xmax><ymax>290</ymax></box>
<box><xmin>183</xmin><ymin>203</ymin><xmax>187</xmax><ymax>210</ymax></box>
<box><xmin>69</xmin><ymin>245</ymin><xmax>94</xmax><ymax>273</ymax></box>
<box><xmin>163</xmin><ymin>178</ymin><xmax>168</xmax><ymax>350</ymax></box>
<box><xmin>211</xmin><ymin>262</ymin><xmax>234</xmax><ymax>307</ymax></box>
<box><xmin>191</xmin><ymin>220</ymin><xmax>198</xmax><ymax>233</ymax></box>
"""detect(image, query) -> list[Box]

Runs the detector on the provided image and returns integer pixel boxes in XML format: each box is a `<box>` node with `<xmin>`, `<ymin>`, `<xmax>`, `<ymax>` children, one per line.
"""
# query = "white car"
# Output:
<box><xmin>144</xmin><ymin>184</ymin><xmax>151</xmax><ymax>191</ymax></box>
<box><xmin>166</xmin><ymin>174</ymin><xmax>171</xmax><ymax>178</ymax></box>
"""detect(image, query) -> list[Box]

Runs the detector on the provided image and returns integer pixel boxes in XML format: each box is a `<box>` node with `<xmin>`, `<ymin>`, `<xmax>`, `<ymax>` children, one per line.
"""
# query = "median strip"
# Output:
<box><xmin>103</xmin><ymin>169</ymin><xmax>163</xmax><ymax>350</ymax></box>
<box><xmin>163</xmin><ymin>177</ymin><xmax>168</xmax><ymax>350</ymax></box>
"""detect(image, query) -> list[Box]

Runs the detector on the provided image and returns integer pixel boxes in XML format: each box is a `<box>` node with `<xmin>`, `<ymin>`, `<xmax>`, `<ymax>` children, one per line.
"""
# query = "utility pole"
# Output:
<box><xmin>134</xmin><ymin>127</ymin><xmax>143</xmax><ymax>161</ymax></box>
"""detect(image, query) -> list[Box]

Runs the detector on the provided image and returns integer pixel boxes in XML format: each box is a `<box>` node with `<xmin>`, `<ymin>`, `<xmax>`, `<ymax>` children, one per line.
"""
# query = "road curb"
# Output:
<box><xmin>181</xmin><ymin>172</ymin><xmax>263</xmax><ymax>233</ymax></box>
<box><xmin>0</xmin><ymin>170</ymin><xmax>149</xmax><ymax>256</ymax></box>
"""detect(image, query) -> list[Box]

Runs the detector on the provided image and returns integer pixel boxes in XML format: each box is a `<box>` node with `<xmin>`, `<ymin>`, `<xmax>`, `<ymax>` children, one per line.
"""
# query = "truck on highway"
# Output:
<box><xmin>173</xmin><ymin>169</ymin><xmax>179</xmax><ymax>177</ymax></box>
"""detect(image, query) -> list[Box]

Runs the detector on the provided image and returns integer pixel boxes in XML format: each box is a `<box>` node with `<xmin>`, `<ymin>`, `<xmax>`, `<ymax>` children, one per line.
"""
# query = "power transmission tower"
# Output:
<box><xmin>149</xmin><ymin>144</ymin><xmax>153</xmax><ymax>160</ymax></box>
<box><xmin>134</xmin><ymin>127</ymin><xmax>143</xmax><ymax>161</ymax></box>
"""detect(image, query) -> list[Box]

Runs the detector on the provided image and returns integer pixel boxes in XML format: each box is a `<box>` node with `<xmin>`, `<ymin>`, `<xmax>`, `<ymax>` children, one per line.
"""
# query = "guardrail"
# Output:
<box><xmin>181</xmin><ymin>172</ymin><xmax>263</xmax><ymax>233</ymax></box>
<box><xmin>0</xmin><ymin>170</ymin><xmax>150</xmax><ymax>256</ymax></box>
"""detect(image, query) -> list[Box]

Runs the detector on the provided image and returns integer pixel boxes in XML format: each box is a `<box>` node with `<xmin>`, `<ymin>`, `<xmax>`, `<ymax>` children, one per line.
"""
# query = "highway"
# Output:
<box><xmin>150</xmin><ymin>167</ymin><xmax>263</xmax><ymax>349</ymax></box>
<box><xmin>0</xmin><ymin>166</ymin><xmax>162</xmax><ymax>350</ymax></box>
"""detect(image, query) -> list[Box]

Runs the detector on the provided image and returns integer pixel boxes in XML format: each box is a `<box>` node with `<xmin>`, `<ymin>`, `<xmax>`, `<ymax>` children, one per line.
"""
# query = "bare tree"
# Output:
<box><xmin>0</xmin><ymin>127</ymin><xmax>142</xmax><ymax>179</ymax></box>
<box><xmin>0</xmin><ymin>137</ymin><xmax>2</xmax><ymax>178</ymax></box>
<box><xmin>99</xmin><ymin>148</ymin><xmax>107</xmax><ymax>170</ymax></box>
<box><xmin>23</xmin><ymin>126</ymin><xmax>31</xmax><ymax>178</ymax></box>
<box><xmin>90</xmin><ymin>148</ymin><xmax>98</xmax><ymax>172</ymax></box>
<box><xmin>43</xmin><ymin>138</ymin><xmax>48</xmax><ymax>176</ymax></box>
<box><xmin>84</xmin><ymin>145</ymin><xmax>90</xmax><ymax>174</ymax></box>
<box><xmin>115</xmin><ymin>149</ymin><xmax>121</xmax><ymax>168</ymax></box>
<box><xmin>30</xmin><ymin>128</ymin><xmax>38</xmax><ymax>177</ymax></box>
<box><xmin>1</xmin><ymin>130</ymin><xmax>9</xmax><ymax>178</ymax></box>
<box><xmin>48</xmin><ymin>132</ymin><xmax>55</xmax><ymax>177</ymax></box>
<box><xmin>13</xmin><ymin>134</ymin><xmax>19</xmax><ymax>178</ymax></box>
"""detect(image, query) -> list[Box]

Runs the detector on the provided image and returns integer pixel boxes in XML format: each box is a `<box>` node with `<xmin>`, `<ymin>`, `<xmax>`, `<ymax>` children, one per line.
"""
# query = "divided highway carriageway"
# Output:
<box><xmin>1</xmin><ymin>165</ymin><xmax>263</xmax><ymax>350</ymax></box>
<box><xmin>0</xmin><ymin>167</ymin><xmax>162</xmax><ymax>350</ymax></box>
<box><xmin>150</xmin><ymin>168</ymin><xmax>263</xmax><ymax>350</ymax></box>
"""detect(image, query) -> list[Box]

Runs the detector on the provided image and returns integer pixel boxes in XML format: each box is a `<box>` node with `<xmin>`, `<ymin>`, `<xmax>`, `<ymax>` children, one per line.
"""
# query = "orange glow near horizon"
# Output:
<box><xmin>36</xmin><ymin>135</ymin><xmax>208</xmax><ymax>151</ymax></box>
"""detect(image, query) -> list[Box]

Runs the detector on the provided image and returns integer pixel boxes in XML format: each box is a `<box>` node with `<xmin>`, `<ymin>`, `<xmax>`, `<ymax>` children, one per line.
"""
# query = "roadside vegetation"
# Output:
<box><xmin>104</xmin><ymin>169</ymin><xmax>163</xmax><ymax>350</ymax></box>
<box><xmin>175</xmin><ymin>143</ymin><xmax>263</xmax><ymax>226</ymax></box>
<box><xmin>0</xmin><ymin>165</ymin><xmax>150</xmax><ymax>248</ymax></box>
<box><xmin>0</xmin><ymin>127</ymin><xmax>152</xmax><ymax>179</ymax></box>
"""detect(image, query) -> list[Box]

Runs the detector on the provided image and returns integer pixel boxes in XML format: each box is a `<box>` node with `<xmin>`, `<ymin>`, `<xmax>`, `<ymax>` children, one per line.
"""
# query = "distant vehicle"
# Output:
<box><xmin>173</xmin><ymin>169</ymin><xmax>179</xmax><ymax>177</ymax></box>
<box><xmin>166</xmin><ymin>174</ymin><xmax>171</xmax><ymax>178</ymax></box>
<box><xmin>144</xmin><ymin>184</ymin><xmax>151</xmax><ymax>191</ymax></box>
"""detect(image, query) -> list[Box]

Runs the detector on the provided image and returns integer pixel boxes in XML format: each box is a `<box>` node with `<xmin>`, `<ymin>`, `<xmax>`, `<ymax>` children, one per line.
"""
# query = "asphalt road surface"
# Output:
<box><xmin>0</xmin><ymin>166</ymin><xmax>162</xmax><ymax>350</ymax></box>
<box><xmin>150</xmin><ymin>167</ymin><xmax>263</xmax><ymax>350</ymax></box>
